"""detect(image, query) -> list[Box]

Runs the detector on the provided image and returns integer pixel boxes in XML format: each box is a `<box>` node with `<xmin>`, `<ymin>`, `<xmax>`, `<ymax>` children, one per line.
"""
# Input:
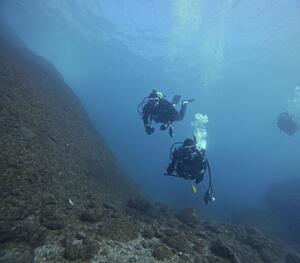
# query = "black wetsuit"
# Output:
<box><xmin>167</xmin><ymin>145</ymin><xmax>206</xmax><ymax>184</ymax></box>
<box><xmin>142</xmin><ymin>98</ymin><xmax>187</xmax><ymax>130</ymax></box>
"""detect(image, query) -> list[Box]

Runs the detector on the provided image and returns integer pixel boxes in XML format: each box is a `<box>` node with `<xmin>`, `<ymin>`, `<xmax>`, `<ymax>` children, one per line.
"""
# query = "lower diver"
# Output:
<box><xmin>165</xmin><ymin>137</ymin><xmax>215</xmax><ymax>204</ymax></box>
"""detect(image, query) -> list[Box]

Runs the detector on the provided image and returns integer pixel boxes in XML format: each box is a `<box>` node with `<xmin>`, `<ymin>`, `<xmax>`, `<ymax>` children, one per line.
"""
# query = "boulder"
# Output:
<box><xmin>266</xmin><ymin>177</ymin><xmax>300</xmax><ymax>242</ymax></box>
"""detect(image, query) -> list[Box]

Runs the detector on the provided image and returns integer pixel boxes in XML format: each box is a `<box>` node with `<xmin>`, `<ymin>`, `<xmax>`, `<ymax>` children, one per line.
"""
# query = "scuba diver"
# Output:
<box><xmin>138</xmin><ymin>90</ymin><xmax>194</xmax><ymax>137</ymax></box>
<box><xmin>165</xmin><ymin>138</ymin><xmax>215</xmax><ymax>204</ymax></box>
<box><xmin>277</xmin><ymin>112</ymin><xmax>299</xmax><ymax>136</ymax></box>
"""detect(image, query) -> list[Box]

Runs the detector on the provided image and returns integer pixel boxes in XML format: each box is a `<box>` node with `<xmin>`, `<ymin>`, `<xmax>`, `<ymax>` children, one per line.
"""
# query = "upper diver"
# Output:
<box><xmin>138</xmin><ymin>90</ymin><xmax>194</xmax><ymax>137</ymax></box>
<box><xmin>277</xmin><ymin>111</ymin><xmax>299</xmax><ymax>136</ymax></box>
<box><xmin>165</xmin><ymin>138</ymin><xmax>215</xmax><ymax>204</ymax></box>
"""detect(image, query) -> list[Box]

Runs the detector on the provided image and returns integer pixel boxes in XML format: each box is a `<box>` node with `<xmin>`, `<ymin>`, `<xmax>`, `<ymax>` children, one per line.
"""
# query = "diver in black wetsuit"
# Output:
<box><xmin>166</xmin><ymin>138</ymin><xmax>207</xmax><ymax>184</ymax></box>
<box><xmin>138</xmin><ymin>90</ymin><xmax>194</xmax><ymax>137</ymax></box>
<box><xmin>277</xmin><ymin>112</ymin><xmax>299</xmax><ymax>135</ymax></box>
<box><xmin>166</xmin><ymin>138</ymin><xmax>215</xmax><ymax>204</ymax></box>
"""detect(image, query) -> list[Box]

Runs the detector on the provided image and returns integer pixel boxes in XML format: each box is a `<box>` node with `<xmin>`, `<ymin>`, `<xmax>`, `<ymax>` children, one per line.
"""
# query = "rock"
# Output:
<box><xmin>128</xmin><ymin>257</ymin><xmax>138</xmax><ymax>263</ymax></box>
<box><xmin>142</xmin><ymin>228</ymin><xmax>154</xmax><ymax>239</ymax></box>
<box><xmin>103</xmin><ymin>203</ymin><xmax>117</xmax><ymax>212</ymax></box>
<box><xmin>266</xmin><ymin>177</ymin><xmax>300</xmax><ymax>242</ymax></box>
<box><xmin>13</xmin><ymin>222</ymin><xmax>47</xmax><ymax>247</ymax></box>
<box><xmin>194</xmin><ymin>255</ymin><xmax>209</xmax><ymax>263</ymax></box>
<box><xmin>177</xmin><ymin>208</ymin><xmax>200</xmax><ymax>225</ymax></box>
<box><xmin>153</xmin><ymin>230</ymin><xmax>164</xmax><ymax>239</ymax></box>
<box><xmin>202</xmin><ymin>222</ymin><xmax>222</xmax><ymax>234</ymax></box>
<box><xmin>0</xmin><ymin>24</ymin><xmax>141</xmax><ymax>260</ymax></box>
<box><xmin>209</xmin><ymin>241</ymin><xmax>241</xmax><ymax>263</ymax></box>
<box><xmin>152</xmin><ymin>245</ymin><xmax>173</xmax><ymax>261</ymax></box>
<box><xmin>164</xmin><ymin>228</ymin><xmax>178</xmax><ymax>237</ymax></box>
<box><xmin>0</xmin><ymin>245</ymin><xmax>33</xmax><ymax>263</ymax></box>
<box><xmin>158</xmin><ymin>204</ymin><xmax>172</xmax><ymax>215</ymax></box>
<box><xmin>0</xmin><ymin>230</ymin><xmax>16</xmax><ymax>243</ymax></box>
<box><xmin>98</xmin><ymin>217</ymin><xmax>140</xmax><ymax>242</ymax></box>
<box><xmin>259</xmin><ymin>248</ymin><xmax>283</xmax><ymax>263</ymax></box>
<box><xmin>40</xmin><ymin>207</ymin><xmax>64</xmax><ymax>230</ymax></box>
<box><xmin>127</xmin><ymin>198</ymin><xmax>152</xmax><ymax>212</ymax></box>
<box><xmin>75</xmin><ymin>231</ymin><xmax>87</xmax><ymax>240</ymax></box>
<box><xmin>194</xmin><ymin>230</ymin><xmax>208</xmax><ymax>239</ymax></box>
<box><xmin>34</xmin><ymin>244</ymin><xmax>64</xmax><ymax>263</ymax></box>
<box><xmin>63</xmin><ymin>237</ymin><xmax>97</xmax><ymax>261</ymax></box>
<box><xmin>231</xmin><ymin>208</ymin><xmax>291</xmax><ymax>241</ymax></box>
<box><xmin>162</xmin><ymin>233</ymin><xmax>191</xmax><ymax>254</ymax></box>
<box><xmin>178</xmin><ymin>253</ymin><xmax>190</xmax><ymax>261</ymax></box>
<box><xmin>80</xmin><ymin>209</ymin><xmax>101</xmax><ymax>223</ymax></box>
<box><xmin>286</xmin><ymin>253</ymin><xmax>300</xmax><ymax>263</ymax></box>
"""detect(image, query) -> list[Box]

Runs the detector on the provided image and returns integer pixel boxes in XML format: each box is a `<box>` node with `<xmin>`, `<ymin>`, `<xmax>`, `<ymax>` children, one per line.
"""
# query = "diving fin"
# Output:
<box><xmin>171</xmin><ymin>95</ymin><xmax>181</xmax><ymax>106</ymax></box>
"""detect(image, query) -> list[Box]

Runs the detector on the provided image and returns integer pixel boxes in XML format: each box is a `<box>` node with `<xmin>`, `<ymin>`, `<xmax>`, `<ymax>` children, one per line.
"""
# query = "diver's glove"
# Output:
<box><xmin>182</xmin><ymin>99</ymin><xmax>195</xmax><ymax>105</ymax></box>
<box><xmin>145</xmin><ymin>126</ymin><xmax>154</xmax><ymax>135</ymax></box>
<box><xmin>166</xmin><ymin>165</ymin><xmax>174</xmax><ymax>175</ymax></box>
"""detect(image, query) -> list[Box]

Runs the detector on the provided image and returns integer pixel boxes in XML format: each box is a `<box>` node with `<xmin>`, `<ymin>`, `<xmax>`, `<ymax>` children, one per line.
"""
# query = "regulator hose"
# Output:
<box><xmin>169</xmin><ymin>142</ymin><xmax>183</xmax><ymax>160</ymax></box>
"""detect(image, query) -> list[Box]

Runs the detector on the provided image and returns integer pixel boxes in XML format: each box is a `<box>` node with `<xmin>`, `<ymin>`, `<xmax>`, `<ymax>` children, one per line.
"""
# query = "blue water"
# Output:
<box><xmin>1</xmin><ymin>0</ymin><xmax>300</xmax><ymax>219</ymax></box>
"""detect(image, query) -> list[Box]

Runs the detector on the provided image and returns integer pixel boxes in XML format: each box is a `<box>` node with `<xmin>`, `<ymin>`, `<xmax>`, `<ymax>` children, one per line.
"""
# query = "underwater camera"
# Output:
<box><xmin>204</xmin><ymin>190</ymin><xmax>216</xmax><ymax>204</ymax></box>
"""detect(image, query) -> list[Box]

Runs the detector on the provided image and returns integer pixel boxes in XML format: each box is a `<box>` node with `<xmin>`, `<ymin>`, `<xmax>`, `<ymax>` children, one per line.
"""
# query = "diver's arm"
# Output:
<box><xmin>142</xmin><ymin>103</ymin><xmax>152</xmax><ymax>127</ymax></box>
<box><xmin>166</xmin><ymin>149</ymin><xmax>179</xmax><ymax>175</ymax></box>
<box><xmin>167</xmin><ymin>160</ymin><xmax>176</xmax><ymax>175</ymax></box>
<box><xmin>142</xmin><ymin>103</ymin><xmax>154</xmax><ymax>134</ymax></box>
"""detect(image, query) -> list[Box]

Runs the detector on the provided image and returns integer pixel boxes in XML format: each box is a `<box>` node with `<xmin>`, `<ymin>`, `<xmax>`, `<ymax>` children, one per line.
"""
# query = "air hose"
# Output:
<box><xmin>169</xmin><ymin>142</ymin><xmax>183</xmax><ymax>160</ymax></box>
<box><xmin>203</xmin><ymin>158</ymin><xmax>215</xmax><ymax>204</ymax></box>
<box><xmin>206</xmin><ymin>159</ymin><xmax>213</xmax><ymax>193</ymax></box>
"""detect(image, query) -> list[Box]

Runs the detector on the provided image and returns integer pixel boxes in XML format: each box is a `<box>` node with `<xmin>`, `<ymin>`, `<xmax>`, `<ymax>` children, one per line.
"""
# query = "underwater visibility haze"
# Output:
<box><xmin>1</xmin><ymin>0</ymin><xmax>300</xmax><ymax>260</ymax></box>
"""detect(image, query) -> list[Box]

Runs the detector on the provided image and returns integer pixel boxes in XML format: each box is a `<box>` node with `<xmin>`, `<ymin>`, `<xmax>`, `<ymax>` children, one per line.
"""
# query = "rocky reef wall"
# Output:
<box><xmin>0</xmin><ymin>26</ymin><xmax>140</xmax><ymax>253</ymax></box>
<box><xmin>266</xmin><ymin>177</ymin><xmax>300</xmax><ymax>245</ymax></box>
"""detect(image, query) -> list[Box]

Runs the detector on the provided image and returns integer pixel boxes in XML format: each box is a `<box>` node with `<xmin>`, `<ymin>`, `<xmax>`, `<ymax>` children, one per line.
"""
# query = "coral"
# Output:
<box><xmin>98</xmin><ymin>217</ymin><xmax>140</xmax><ymax>242</ymax></box>
<box><xmin>141</xmin><ymin>228</ymin><xmax>154</xmax><ymax>239</ymax></box>
<box><xmin>210</xmin><ymin>240</ymin><xmax>241</xmax><ymax>263</ymax></box>
<box><xmin>127</xmin><ymin>198</ymin><xmax>152</xmax><ymax>212</ymax></box>
<box><xmin>177</xmin><ymin>208</ymin><xmax>200</xmax><ymax>225</ymax></box>
<box><xmin>40</xmin><ymin>207</ymin><xmax>65</xmax><ymax>230</ymax></box>
<box><xmin>0</xmin><ymin>245</ymin><xmax>33</xmax><ymax>263</ymax></box>
<box><xmin>80</xmin><ymin>208</ymin><xmax>102</xmax><ymax>223</ymax></box>
<box><xmin>63</xmin><ymin>236</ymin><xmax>97</xmax><ymax>261</ymax></box>
<box><xmin>266</xmin><ymin>177</ymin><xmax>300</xmax><ymax>242</ymax></box>
<box><xmin>162</xmin><ymin>232</ymin><xmax>191</xmax><ymax>253</ymax></box>
<box><xmin>152</xmin><ymin>244</ymin><xmax>174</xmax><ymax>261</ymax></box>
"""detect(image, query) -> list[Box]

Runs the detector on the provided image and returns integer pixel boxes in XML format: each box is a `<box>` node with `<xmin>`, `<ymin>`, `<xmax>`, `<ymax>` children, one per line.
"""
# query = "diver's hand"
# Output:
<box><xmin>166</xmin><ymin>166</ymin><xmax>173</xmax><ymax>175</ymax></box>
<box><xmin>145</xmin><ymin>126</ymin><xmax>154</xmax><ymax>135</ymax></box>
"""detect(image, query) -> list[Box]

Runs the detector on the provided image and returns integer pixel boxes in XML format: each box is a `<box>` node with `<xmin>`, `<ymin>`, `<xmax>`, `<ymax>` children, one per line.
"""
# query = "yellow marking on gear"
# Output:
<box><xmin>192</xmin><ymin>184</ymin><xmax>197</xmax><ymax>193</ymax></box>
